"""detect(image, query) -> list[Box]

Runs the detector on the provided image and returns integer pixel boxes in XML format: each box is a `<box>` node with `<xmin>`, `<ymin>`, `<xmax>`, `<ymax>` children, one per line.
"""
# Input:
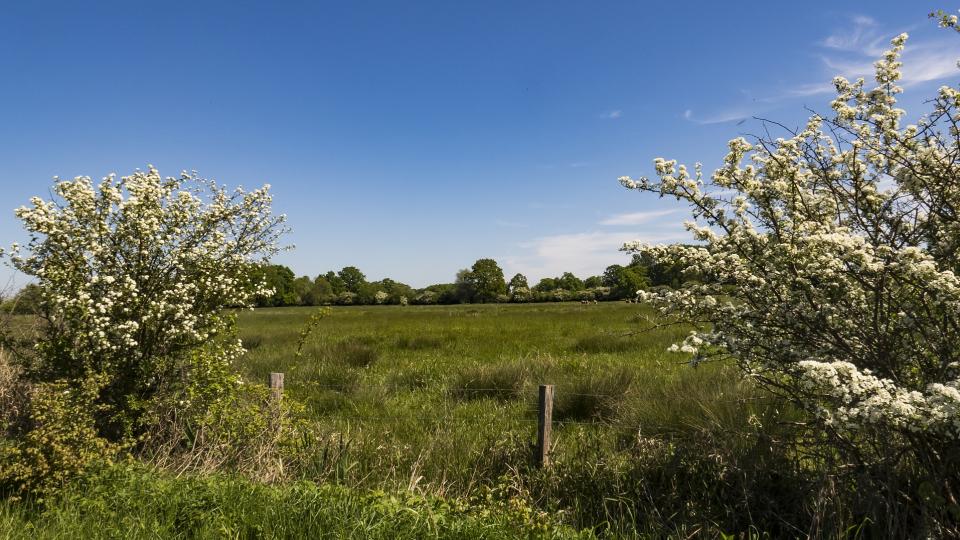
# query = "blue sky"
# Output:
<box><xmin>2</xmin><ymin>1</ymin><xmax>958</xmax><ymax>288</ymax></box>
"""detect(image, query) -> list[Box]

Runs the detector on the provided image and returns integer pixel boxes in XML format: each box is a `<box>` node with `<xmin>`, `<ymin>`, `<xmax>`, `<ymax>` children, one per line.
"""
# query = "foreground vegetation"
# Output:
<box><xmin>3</xmin><ymin>302</ymin><xmax>810</xmax><ymax>537</ymax></box>
<box><xmin>0</xmin><ymin>464</ymin><xmax>588</xmax><ymax>539</ymax></box>
<box><xmin>5</xmin><ymin>12</ymin><xmax>960</xmax><ymax>537</ymax></box>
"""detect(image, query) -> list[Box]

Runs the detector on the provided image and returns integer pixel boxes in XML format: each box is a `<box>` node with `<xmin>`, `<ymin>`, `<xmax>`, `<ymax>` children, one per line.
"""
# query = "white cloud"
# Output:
<box><xmin>822</xmin><ymin>15</ymin><xmax>886</xmax><ymax>56</ymax></box>
<box><xmin>604</xmin><ymin>110</ymin><xmax>622</xmax><ymax>119</ymax></box>
<box><xmin>501</xmin><ymin>228</ymin><xmax>688</xmax><ymax>282</ymax></box>
<box><xmin>599</xmin><ymin>209</ymin><xmax>679</xmax><ymax>225</ymax></box>
<box><xmin>683</xmin><ymin>108</ymin><xmax>753</xmax><ymax>125</ymax></box>
<box><xmin>783</xmin><ymin>81</ymin><xmax>836</xmax><ymax>98</ymax></box>
<box><xmin>685</xmin><ymin>15</ymin><xmax>960</xmax><ymax>120</ymax></box>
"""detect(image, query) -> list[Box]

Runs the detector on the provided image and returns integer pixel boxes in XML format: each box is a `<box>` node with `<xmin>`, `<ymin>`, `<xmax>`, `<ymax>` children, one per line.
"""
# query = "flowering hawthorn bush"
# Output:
<box><xmin>619</xmin><ymin>28</ymin><xmax>960</xmax><ymax>527</ymax></box>
<box><xmin>2</xmin><ymin>167</ymin><xmax>286</xmax><ymax>436</ymax></box>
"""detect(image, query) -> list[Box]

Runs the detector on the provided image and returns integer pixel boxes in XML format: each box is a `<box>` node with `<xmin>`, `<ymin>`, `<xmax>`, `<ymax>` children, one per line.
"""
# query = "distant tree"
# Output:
<box><xmin>337</xmin><ymin>266</ymin><xmax>367</xmax><ymax>294</ymax></box>
<box><xmin>601</xmin><ymin>265</ymin><xmax>625</xmax><ymax>288</ymax></box>
<box><xmin>253</xmin><ymin>264</ymin><xmax>297</xmax><ymax>306</ymax></box>
<box><xmin>534</xmin><ymin>277</ymin><xmax>557</xmax><ymax>292</ymax></box>
<box><xmin>355</xmin><ymin>282</ymin><xmax>380</xmax><ymax>305</ymax></box>
<box><xmin>313</xmin><ymin>275</ymin><xmax>335</xmax><ymax>302</ymax></box>
<box><xmin>630</xmin><ymin>253</ymin><xmax>687</xmax><ymax>288</ymax></box>
<box><xmin>324</xmin><ymin>271</ymin><xmax>346</xmax><ymax>295</ymax></box>
<box><xmin>466</xmin><ymin>259</ymin><xmax>507</xmax><ymax>303</ymax></box>
<box><xmin>510</xmin><ymin>286</ymin><xmax>531</xmax><ymax>303</ymax></box>
<box><xmin>376</xmin><ymin>278</ymin><xmax>415</xmax><ymax>304</ymax></box>
<box><xmin>292</xmin><ymin>276</ymin><xmax>316</xmax><ymax>305</ymax></box>
<box><xmin>508</xmin><ymin>273</ymin><xmax>529</xmax><ymax>294</ymax></box>
<box><xmin>414</xmin><ymin>283</ymin><xmax>451</xmax><ymax>304</ymax></box>
<box><xmin>583</xmin><ymin>275</ymin><xmax>603</xmax><ymax>289</ymax></box>
<box><xmin>419</xmin><ymin>283</ymin><xmax>459</xmax><ymax>304</ymax></box>
<box><xmin>414</xmin><ymin>290</ymin><xmax>437</xmax><ymax>305</ymax></box>
<box><xmin>603</xmin><ymin>265</ymin><xmax>649</xmax><ymax>299</ymax></box>
<box><xmin>335</xmin><ymin>291</ymin><xmax>357</xmax><ymax>305</ymax></box>
<box><xmin>454</xmin><ymin>269</ymin><xmax>474</xmax><ymax>303</ymax></box>
<box><xmin>557</xmin><ymin>272</ymin><xmax>584</xmax><ymax>292</ymax></box>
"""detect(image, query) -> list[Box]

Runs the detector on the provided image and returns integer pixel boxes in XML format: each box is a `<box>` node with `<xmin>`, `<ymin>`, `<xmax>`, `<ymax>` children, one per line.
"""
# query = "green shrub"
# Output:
<box><xmin>0</xmin><ymin>464</ymin><xmax>592</xmax><ymax>539</ymax></box>
<box><xmin>0</xmin><ymin>375</ymin><xmax>119</xmax><ymax>500</ymax></box>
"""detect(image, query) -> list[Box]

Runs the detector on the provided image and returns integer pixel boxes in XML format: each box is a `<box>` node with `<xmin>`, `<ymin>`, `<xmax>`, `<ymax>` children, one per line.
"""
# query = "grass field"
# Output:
<box><xmin>2</xmin><ymin>302</ymin><xmax>803</xmax><ymax>537</ymax></box>
<box><xmin>228</xmin><ymin>302</ymin><xmax>791</xmax><ymax>535</ymax></box>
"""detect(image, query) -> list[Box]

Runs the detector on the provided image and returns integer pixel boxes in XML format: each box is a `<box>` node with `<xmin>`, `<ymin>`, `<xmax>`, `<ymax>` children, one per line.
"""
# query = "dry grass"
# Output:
<box><xmin>0</xmin><ymin>348</ymin><xmax>28</xmax><ymax>435</ymax></box>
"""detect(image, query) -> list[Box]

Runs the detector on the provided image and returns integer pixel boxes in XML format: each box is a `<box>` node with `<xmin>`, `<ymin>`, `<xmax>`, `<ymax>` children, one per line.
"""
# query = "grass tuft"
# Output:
<box><xmin>449</xmin><ymin>362</ymin><xmax>530</xmax><ymax>401</ymax></box>
<box><xmin>570</xmin><ymin>334</ymin><xmax>638</xmax><ymax>354</ymax></box>
<box><xmin>554</xmin><ymin>367</ymin><xmax>634</xmax><ymax>422</ymax></box>
<box><xmin>325</xmin><ymin>337</ymin><xmax>380</xmax><ymax>368</ymax></box>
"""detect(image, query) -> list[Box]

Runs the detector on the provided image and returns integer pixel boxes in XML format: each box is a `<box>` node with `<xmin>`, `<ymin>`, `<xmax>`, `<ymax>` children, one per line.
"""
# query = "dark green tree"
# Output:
<box><xmin>608</xmin><ymin>265</ymin><xmax>649</xmax><ymax>299</ymax></box>
<box><xmin>534</xmin><ymin>277</ymin><xmax>557</xmax><ymax>292</ymax></box>
<box><xmin>465</xmin><ymin>259</ymin><xmax>507</xmax><ymax>303</ymax></box>
<box><xmin>324</xmin><ymin>271</ymin><xmax>347</xmax><ymax>295</ymax></box>
<box><xmin>557</xmin><ymin>272</ymin><xmax>584</xmax><ymax>292</ymax></box>
<box><xmin>454</xmin><ymin>269</ymin><xmax>475</xmax><ymax>303</ymax></box>
<box><xmin>630</xmin><ymin>253</ymin><xmax>687</xmax><ymax>288</ymax></box>
<box><xmin>292</xmin><ymin>276</ymin><xmax>315</xmax><ymax>305</ymax></box>
<box><xmin>313</xmin><ymin>275</ymin><xmax>335</xmax><ymax>301</ymax></box>
<box><xmin>252</xmin><ymin>264</ymin><xmax>297</xmax><ymax>306</ymax></box>
<box><xmin>508</xmin><ymin>273</ymin><xmax>529</xmax><ymax>294</ymax></box>
<box><xmin>602</xmin><ymin>265</ymin><xmax>625</xmax><ymax>288</ymax></box>
<box><xmin>337</xmin><ymin>266</ymin><xmax>367</xmax><ymax>294</ymax></box>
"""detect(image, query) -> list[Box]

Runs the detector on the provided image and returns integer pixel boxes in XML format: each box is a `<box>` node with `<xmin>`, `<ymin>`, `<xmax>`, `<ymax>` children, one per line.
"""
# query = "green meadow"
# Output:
<box><xmin>2</xmin><ymin>302</ymin><xmax>806</xmax><ymax>538</ymax></box>
<box><xmin>230</xmin><ymin>302</ymin><xmax>794</xmax><ymax>535</ymax></box>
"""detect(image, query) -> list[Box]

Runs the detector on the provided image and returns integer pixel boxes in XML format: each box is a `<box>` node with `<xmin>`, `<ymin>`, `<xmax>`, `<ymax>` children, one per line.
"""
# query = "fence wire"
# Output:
<box><xmin>266</xmin><ymin>374</ymin><xmax>780</xmax><ymax>431</ymax></box>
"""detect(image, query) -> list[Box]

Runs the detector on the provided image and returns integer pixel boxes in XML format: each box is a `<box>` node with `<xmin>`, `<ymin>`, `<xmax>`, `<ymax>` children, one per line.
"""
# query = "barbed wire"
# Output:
<box><xmin>279</xmin><ymin>381</ymin><xmax>780</xmax><ymax>404</ymax></box>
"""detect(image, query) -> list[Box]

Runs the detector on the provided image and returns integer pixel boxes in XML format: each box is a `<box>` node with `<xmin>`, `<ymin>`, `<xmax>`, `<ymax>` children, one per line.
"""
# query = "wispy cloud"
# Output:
<box><xmin>783</xmin><ymin>81</ymin><xmax>836</xmax><ymax>98</ymax></box>
<box><xmin>683</xmin><ymin>15</ymin><xmax>960</xmax><ymax>123</ymax></box>
<box><xmin>603</xmin><ymin>109</ymin><xmax>623</xmax><ymax>119</ymax></box>
<box><xmin>599</xmin><ymin>209</ymin><xmax>679</xmax><ymax>226</ymax></box>
<box><xmin>819</xmin><ymin>39</ymin><xmax>960</xmax><ymax>89</ymax></box>
<box><xmin>502</xmin><ymin>228</ymin><xmax>688</xmax><ymax>282</ymax></box>
<box><xmin>683</xmin><ymin>108</ymin><xmax>753</xmax><ymax>125</ymax></box>
<box><xmin>822</xmin><ymin>15</ymin><xmax>887</xmax><ymax>56</ymax></box>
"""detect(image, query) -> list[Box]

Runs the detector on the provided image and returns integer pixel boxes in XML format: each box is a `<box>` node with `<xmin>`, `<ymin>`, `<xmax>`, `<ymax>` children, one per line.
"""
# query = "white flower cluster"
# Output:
<box><xmin>5</xmin><ymin>167</ymin><xmax>287</xmax><ymax>379</ymax></box>
<box><xmin>618</xmin><ymin>34</ymin><xmax>960</xmax><ymax>442</ymax></box>
<box><xmin>798</xmin><ymin>360</ymin><xmax>960</xmax><ymax>436</ymax></box>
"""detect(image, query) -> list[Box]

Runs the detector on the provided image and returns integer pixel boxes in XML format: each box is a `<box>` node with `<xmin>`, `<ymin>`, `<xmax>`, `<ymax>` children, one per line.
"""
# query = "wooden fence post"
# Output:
<box><xmin>536</xmin><ymin>384</ymin><xmax>554</xmax><ymax>467</ymax></box>
<box><xmin>269</xmin><ymin>372</ymin><xmax>284</xmax><ymax>401</ymax></box>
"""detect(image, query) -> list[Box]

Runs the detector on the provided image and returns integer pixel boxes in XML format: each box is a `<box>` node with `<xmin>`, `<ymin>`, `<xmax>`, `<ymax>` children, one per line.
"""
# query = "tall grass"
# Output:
<box><xmin>0</xmin><ymin>465</ymin><xmax>589</xmax><ymax>539</ymax></box>
<box><xmin>2</xmin><ymin>302</ymin><xmax>857</xmax><ymax>536</ymax></box>
<box><xmin>222</xmin><ymin>303</ymin><xmax>827</xmax><ymax>535</ymax></box>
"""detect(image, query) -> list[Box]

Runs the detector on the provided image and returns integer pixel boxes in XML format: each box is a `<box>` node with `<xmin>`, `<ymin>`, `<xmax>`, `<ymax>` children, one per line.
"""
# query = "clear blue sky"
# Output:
<box><xmin>1</xmin><ymin>1</ymin><xmax>957</xmax><ymax>288</ymax></box>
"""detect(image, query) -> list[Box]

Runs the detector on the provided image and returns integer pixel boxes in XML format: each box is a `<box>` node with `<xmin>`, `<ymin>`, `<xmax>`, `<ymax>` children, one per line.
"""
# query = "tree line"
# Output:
<box><xmin>1</xmin><ymin>248</ymin><xmax>691</xmax><ymax>313</ymax></box>
<box><xmin>246</xmin><ymin>252</ymin><xmax>689</xmax><ymax>307</ymax></box>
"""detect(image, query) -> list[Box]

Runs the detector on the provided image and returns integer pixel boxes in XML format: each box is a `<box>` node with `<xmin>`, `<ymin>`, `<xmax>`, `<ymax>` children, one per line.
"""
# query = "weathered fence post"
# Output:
<box><xmin>536</xmin><ymin>384</ymin><xmax>554</xmax><ymax>467</ymax></box>
<box><xmin>269</xmin><ymin>372</ymin><xmax>284</xmax><ymax>401</ymax></box>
